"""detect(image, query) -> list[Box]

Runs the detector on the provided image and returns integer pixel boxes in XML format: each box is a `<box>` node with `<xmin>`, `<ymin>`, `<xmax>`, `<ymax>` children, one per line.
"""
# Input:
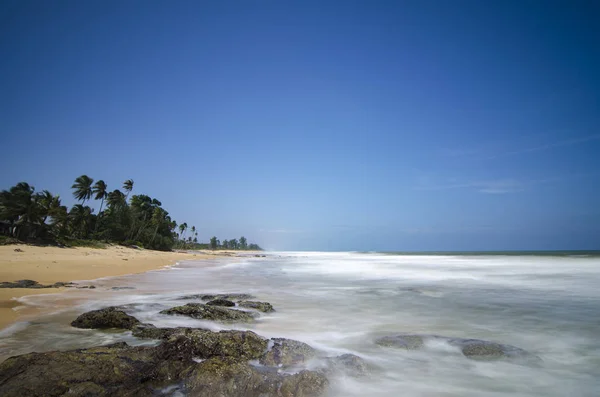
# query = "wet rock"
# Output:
<box><xmin>323</xmin><ymin>354</ymin><xmax>373</xmax><ymax>377</ymax></box>
<box><xmin>71</xmin><ymin>307</ymin><xmax>141</xmax><ymax>330</ymax></box>
<box><xmin>179</xmin><ymin>293</ymin><xmax>255</xmax><ymax>301</ymax></box>
<box><xmin>375</xmin><ymin>334</ymin><xmax>426</xmax><ymax>350</ymax></box>
<box><xmin>131</xmin><ymin>324</ymin><xmax>197</xmax><ymax>340</ymax></box>
<box><xmin>205</xmin><ymin>298</ymin><xmax>235</xmax><ymax>307</ymax></box>
<box><xmin>0</xmin><ymin>342</ymin><xmax>192</xmax><ymax>397</ymax></box>
<box><xmin>157</xmin><ymin>329</ymin><xmax>268</xmax><ymax>361</ymax></box>
<box><xmin>447</xmin><ymin>338</ymin><xmax>537</xmax><ymax>361</ymax></box>
<box><xmin>160</xmin><ymin>303</ymin><xmax>256</xmax><ymax>323</ymax></box>
<box><xmin>238</xmin><ymin>300</ymin><xmax>275</xmax><ymax>313</ymax></box>
<box><xmin>111</xmin><ymin>286</ymin><xmax>136</xmax><ymax>290</ymax></box>
<box><xmin>259</xmin><ymin>338</ymin><xmax>317</xmax><ymax>367</ymax></box>
<box><xmin>375</xmin><ymin>334</ymin><xmax>538</xmax><ymax>363</ymax></box>
<box><xmin>184</xmin><ymin>356</ymin><xmax>328</xmax><ymax>397</ymax></box>
<box><xmin>51</xmin><ymin>281</ymin><xmax>76</xmax><ymax>288</ymax></box>
<box><xmin>0</xmin><ymin>279</ymin><xmax>49</xmax><ymax>289</ymax></box>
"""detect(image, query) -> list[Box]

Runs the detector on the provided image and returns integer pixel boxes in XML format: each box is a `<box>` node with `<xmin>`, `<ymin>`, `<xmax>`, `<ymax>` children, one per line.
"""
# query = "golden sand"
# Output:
<box><xmin>0</xmin><ymin>244</ymin><xmax>212</xmax><ymax>330</ymax></box>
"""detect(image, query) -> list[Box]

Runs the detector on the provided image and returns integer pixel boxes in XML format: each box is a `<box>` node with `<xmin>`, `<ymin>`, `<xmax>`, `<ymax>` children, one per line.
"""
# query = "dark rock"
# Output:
<box><xmin>0</xmin><ymin>279</ymin><xmax>48</xmax><ymax>289</ymax></box>
<box><xmin>238</xmin><ymin>300</ymin><xmax>275</xmax><ymax>313</ymax></box>
<box><xmin>375</xmin><ymin>334</ymin><xmax>538</xmax><ymax>363</ymax></box>
<box><xmin>89</xmin><ymin>285</ymin><xmax>96</xmax><ymax>289</ymax></box>
<box><xmin>71</xmin><ymin>307</ymin><xmax>141</xmax><ymax>330</ymax></box>
<box><xmin>447</xmin><ymin>338</ymin><xmax>537</xmax><ymax>361</ymax></box>
<box><xmin>184</xmin><ymin>356</ymin><xmax>328</xmax><ymax>397</ymax></box>
<box><xmin>111</xmin><ymin>286</ymin><xmax>136</xmax><ymax>290</ymax></box>
<box><xmin>259</xmin><ymin>338</ymin><xmax>317</xmax><ymax>367</ymax></box>
<box><xmin>375</xmin><ymin>334</ymin><xmax>426</xmax><ymax>350</ymax></box>
<box><xmin>0</xmin><ymin>342</ymin><xmax>193</xmax><ymax>397</ymax></box>
<box><xmin>13</xmin><ymin>248</ymin><xmax>24</xmax><ymax>252</ymax></box>
<box><xmin>179</xmin><ymin>293</ymin><xmax>255</xmax><ymax>301</ymax></box>
<box><xmin>205</xmin><ymin>298</ymin><xmax>235</xmax><ymax>307</ymax></box>
<box><xmin>323</xmin><ymin>354</ymin><xmax>373</xmax><ymax>377</ymax></box>
<box><xmin>51</xmin><ymin>282</ymin><xmax>76</xmax><ymax>288</ymax></box>
<box><xmin>131</xmin><ymin>324</ymin><xmax>196</xmax><ymax>340</ymax></box>
<box><xmin>157</xmin><ymin>329</ymin><xmax>268</xmax><ymax>361</ymax></box>
<box><xmin>160</xmin><ymin>303</ymin><xmax>256</xmax><ymax>323</ymax></box>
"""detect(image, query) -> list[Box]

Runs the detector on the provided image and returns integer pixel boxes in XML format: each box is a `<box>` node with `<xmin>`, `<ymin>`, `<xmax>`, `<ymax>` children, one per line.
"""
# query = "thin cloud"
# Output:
<box><xmin>487</xmin><ymin>134</ymin><xmax>600</xmax><ymax>160</ymax></box>
<box><xmin>414</xmin><ymin>178</ymin><xmax>524</xmax><ymax>194</ymax></box>
<box><xmin>258</xmin><ymin>229</ymin><xmax>304</xmax><ymax>234</ymax></box>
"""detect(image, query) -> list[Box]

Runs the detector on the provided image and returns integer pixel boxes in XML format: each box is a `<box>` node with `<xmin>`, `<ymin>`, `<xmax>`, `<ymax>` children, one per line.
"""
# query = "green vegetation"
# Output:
<box><xmin>0</xmin><ymin>176</ymin><xmax>262</xmax><ymax>252</ymax></box>
<box><xmin>209</xmin><ymin>236</ymin><xmax>261</xmax><ymax>251</ymax></box>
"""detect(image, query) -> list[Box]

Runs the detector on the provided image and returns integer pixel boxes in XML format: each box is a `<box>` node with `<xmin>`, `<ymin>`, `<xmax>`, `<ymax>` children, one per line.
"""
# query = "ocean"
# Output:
<box><xmin>1</xmin><ymin>251</ymin><xmax>599</xmax><ymax>396</ymax></box>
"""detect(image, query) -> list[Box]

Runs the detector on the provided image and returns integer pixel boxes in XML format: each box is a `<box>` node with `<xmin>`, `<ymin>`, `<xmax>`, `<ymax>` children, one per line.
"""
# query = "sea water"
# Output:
<box><xmin>1</xmin><ymin>252</ymin><xmax>599</xmax><ymax>396</ymax></box>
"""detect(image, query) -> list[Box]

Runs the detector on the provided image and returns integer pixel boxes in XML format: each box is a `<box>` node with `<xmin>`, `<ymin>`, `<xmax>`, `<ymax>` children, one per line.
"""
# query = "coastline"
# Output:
<box><xmin>0</xmin><ymin>244</ymin><xmax>236</xmax><ymax>330</ymax></box>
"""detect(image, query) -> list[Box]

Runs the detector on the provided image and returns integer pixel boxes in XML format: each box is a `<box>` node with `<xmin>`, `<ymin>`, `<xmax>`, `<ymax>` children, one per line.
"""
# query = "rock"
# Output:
<box><xmin>323</xmin><ymin>354</ymin><xmax>372</xmax><ymax>377</ymax></box>
<box><xmin>158</xmin><ymin>329</ymin><xmax>269</xmax><ymax>361</ymax></box>
<box><xmin>131</xmin><ymin>324</ymin><xmax>196</xmax><ymax>340</ymax></box>
<box><xmin>375</xmin><ymin>334</ymin><xmax>538</xmax><ymax>363</ymax></box>
<box><xmin>111</xmin><ymin>286</ymin><xmax>136</xmax><ymax>290</ymax></box>
<box><xmin>375</xmin><ymin>334</ymin><xmax>426</xmax><ymax>350</ymax></box>
<box><xmin>205</xmin><ymin>298</ymin><xmax>235</xmax><ymax>307</ymax></box>
<box><xmin>179</xmin><ymin>293</ymin><xmax>255</xmax><ymax>301</ymax></box>
<box><xmin>0</xmin><ymin>342</ymin><xmax>193</xmax><ymax>397</ymax></box>
<box><xmin>13</xmin><ymin>248</ymin><xmax>24</xmax><ymax>252</ymax></box>
<box><xmin>0</xmin><ymin>279</ymin><xmax>46</xmax><ymax>288</ymax></box>
<box><xmin>259</xmin><ymin>338</ymin><xmax>317</xmax><ymax>367</ymax></box>
<box><xmin>184</xmin><ymin>356</ymin><xmax>328</xmax><ymax>397</ymax></box>
<box><xmin>238</xmin><ymin>300</ymin><xmax>275</xmax><ymax>313</ymax></box>
<box><xmin>447</xmin><ymin>338</ymin><xmax>536</xmax><ymax>361</ymax></box>
<box><xmin>71</xmin><ymin>307</ymin><xmax>141</xmax><ymax>330</ymax></box>
<box><xmin>160</xmin><ymin>303</ymin><xmax>256</xmax><ymax>323</ymax></box>
<box><xmin>51</xmin><ymin>281</ymin><xmax>76</xmax><ymax>288</ymax></box>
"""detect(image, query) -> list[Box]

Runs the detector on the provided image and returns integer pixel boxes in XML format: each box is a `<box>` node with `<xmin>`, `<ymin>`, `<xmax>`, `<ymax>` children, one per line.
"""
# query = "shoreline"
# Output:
<box><xmin>0</xmin><ymin>244</ymin><xmax>250</xmax><ymax>330</ymax></box>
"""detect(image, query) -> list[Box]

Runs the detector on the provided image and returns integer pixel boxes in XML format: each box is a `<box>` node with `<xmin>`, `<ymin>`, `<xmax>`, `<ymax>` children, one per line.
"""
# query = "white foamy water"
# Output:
<box><xmin>1</xmin><ymin>252</ymin><xmax>600</xmax><ymax>396</ymax></box>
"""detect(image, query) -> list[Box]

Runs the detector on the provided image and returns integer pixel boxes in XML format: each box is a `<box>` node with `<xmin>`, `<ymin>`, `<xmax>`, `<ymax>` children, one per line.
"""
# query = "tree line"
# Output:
<box><xmin>209</xmin><ymin>236</ymin><xmax>261</xmax><ymax>251</ymax></box>
<box><xmin>0</xmin><ymin>176</ymin><xmax>261</xmax><ymax>251</ymax></box>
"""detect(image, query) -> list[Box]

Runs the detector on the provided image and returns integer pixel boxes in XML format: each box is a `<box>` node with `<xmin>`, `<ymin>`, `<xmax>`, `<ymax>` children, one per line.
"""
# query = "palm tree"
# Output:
<box><xmin>72</xmin><ymin>175</ymin><xmax>94</xmax><ymax>204</ymax></box>
<box><xmin>35</xmin><ymin>190</ymin><xmax>56</xmax><ymax>224</ymax></box>
<box><xmin>106</xmin><ymin>189</ymin><xmax>126</xmax><ymax>209</ymax></box>
<box><xmin>69</xmin><ymin>204</ymin><xmax>94</xmax><ymax>238</ymax></box>
<box><xmin>178</xmin><ymin>223</ymin><xmax>187</xmax><ymax>241</ymax></box>
<box><xmin>92</xmin><ymin>180</ymin><xmax>108</xmax><ymax>214</ymax></box>
<box><xmin>123</xmin><ymin>179</ymin><xmax>134</xmax><ymax>200</ymax></box>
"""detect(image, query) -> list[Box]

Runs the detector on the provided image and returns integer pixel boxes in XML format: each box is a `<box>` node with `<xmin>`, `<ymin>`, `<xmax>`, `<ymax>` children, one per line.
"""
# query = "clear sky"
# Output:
<box><xmin>1</xmin><ymin>1</ymin><xmax>599</xmax><ymax>251</ymax></box>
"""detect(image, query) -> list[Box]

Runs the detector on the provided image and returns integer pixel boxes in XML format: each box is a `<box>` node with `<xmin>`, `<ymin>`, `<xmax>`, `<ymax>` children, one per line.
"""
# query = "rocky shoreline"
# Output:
<box><xmin>0</xmin><ymin>293</ymin><xmax>538</xmax><ymax>396</ymax></box>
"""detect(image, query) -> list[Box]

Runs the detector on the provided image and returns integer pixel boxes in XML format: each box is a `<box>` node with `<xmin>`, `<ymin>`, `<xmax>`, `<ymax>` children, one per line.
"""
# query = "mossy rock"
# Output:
<box><xmin>375</xmin><ymin>334</ymin><xmax>425</xmax><ymax>350</ymax></box>
<box><xmin>185</xmin><ymin>356</ymin><xmax>328</xmax><ymax>397</ymax></box>
<box><xmin>0</xmin><ymin>342</ymin><xmax>192</xmax><ymax>397</ymax></box>
<box><xmin>237</xmin><ymin>300</ymin><xmax>275</xmax><ymax>313</ymax></box>
<box><xmin>157</xmin><ymin>329</ymin><xmax>268</xmax><ymax>361</ymax></box>
<box><xmin>179</xmin><ymin>293</ymin><xmax>255</xmax><ymax>301</ymax></box>
<box><xmin>259</xmin><ymin>338</ymin><xmax>317</xmax><ymax>367</ymax></box>
<box><xmin>160</xmin><ymin>303</ymin><xmax>256</xmax><ymax>323</ymax></box>
<box><xmin>323</xmin><ymin>354</ymin><xmax>373</xmax><ymax>377</ymax></box>
<box><xmin>205</xmin><ymin>298</ymin><xmax>235</xmax><ymax>307</ymax></box>
<box><xmin>71</xmin><ymin>307</ymin><xmax>141</xmax><ymax>330</ymax></box>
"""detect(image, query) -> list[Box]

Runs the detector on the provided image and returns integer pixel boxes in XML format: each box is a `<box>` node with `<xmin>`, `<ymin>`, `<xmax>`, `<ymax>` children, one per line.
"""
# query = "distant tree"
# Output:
<box><xmin>123</xmin><ymin>179</ymin><xmax>134</xmax><ymax>200</ymax></box>
<box><xmin>239</xmin><ymin>236</ymin><xmax>248</xmax><ymax>250</ymax></box>
<box><xmin>229</xmin><ymin>238</ymin><xmax>238</xmax><ymax>250</ymax></box>
<box><xmin>248</xmin><ymin>243</ymin><xmax>262</xmax><ymax>250</ymax></box>
<box><xmin>210</xmin><ymin>236</ymin><xmax>218</xmax><ymax>250</ymax></box>
<box><xmin>222</xmin><ymin>239</ymin><xmax>229</xmax><ymax>249</ymax></box>
<box><xmin>72</xmin><ymin>175</ymin><xmax>94</xmax><ymax>204</ymax></box>
<box><xmin>193</xmin><ymin>237</ymin><xmax>198</xmax><ymax>243</ymax></box>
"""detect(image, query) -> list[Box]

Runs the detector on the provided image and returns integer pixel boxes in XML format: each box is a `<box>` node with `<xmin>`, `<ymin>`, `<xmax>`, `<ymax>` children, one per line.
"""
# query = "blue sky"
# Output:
<box><xmin>1</xmin><ymin>1</ymin><xmax>599</xmax><ymax>251</ymax></box>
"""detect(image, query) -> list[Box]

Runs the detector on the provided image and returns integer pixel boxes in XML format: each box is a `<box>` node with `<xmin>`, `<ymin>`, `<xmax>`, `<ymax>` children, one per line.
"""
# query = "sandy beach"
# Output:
<box><xmin>0</xmin><ymin>244</ymin><xmax>217</xmax><ymax>330</ymax></box>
